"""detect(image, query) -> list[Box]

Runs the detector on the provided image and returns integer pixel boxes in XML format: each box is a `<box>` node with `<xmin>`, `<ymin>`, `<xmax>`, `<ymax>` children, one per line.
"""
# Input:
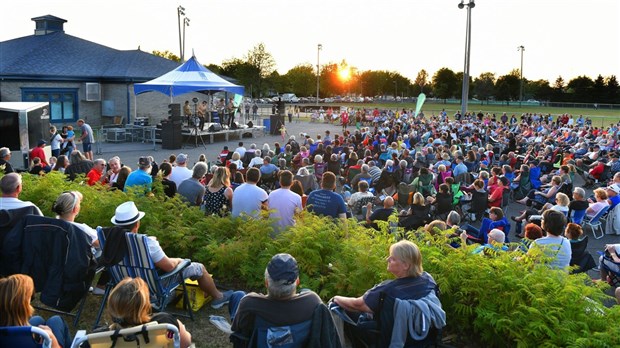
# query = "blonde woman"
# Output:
<box><xmin>399</xmin><ymin>192</ymin><xmax>431</xmax><ymax>230</ymax></box>
<box><xmin>204</xmin><ymin>166</ymin><xmax>233</xmax><ymax>216</ymax></box>
<box><xmin>0</xmin><ymin>274</ymin><xmax>70</xmax><ymax>348</ymax></box>
<box><xmin>332</xmin><ymin>241</ymin><xmax>441</xmax><ymax>345</ymax></box>
<box><xmin>229</xmin><ymin>152</ymin><xmax>244</xmax><ymax>170</ymax></box>
<box><xmin>106</xmin><ymin>277</ymin><xmax>192</xmax><ymax>348</ymax></box>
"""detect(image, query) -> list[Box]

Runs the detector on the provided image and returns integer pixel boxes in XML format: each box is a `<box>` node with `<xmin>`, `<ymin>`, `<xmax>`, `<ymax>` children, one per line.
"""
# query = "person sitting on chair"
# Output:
<box><xmin>331</xmin><ymin>240</ymin><xmax>444</xmax><ymax>347</ymax></box>
<box><xmin>109</xmin><ymin>201</ymin><xmax>233</xmax><ymax>309</ymax></box>
<box><xmin>227</xmin><ymin>253</ymin><xmax>339</xmax><ymax>346</ymax></box>
<box><xmin>105</xmin><ymin>277</ymin><xmax>193</xmax><ymax>348</ymax></box>
<box><xmin>0</xmin><ymin>274</ymin><xmax>70</xmax><ymax>348</ymax></box>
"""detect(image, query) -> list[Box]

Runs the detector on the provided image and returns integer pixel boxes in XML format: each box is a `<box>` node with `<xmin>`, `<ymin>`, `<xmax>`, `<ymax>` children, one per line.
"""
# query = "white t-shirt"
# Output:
<box><xmin>268</xmin><ymin>188</ymin><xmax>302</xmax><ymax>232</ymax></box>
<box><xmin>169</xmin><ymin>166</ymin><xmax>192</xmax><ymax>188</ymax></box>
<box><xmin>51</xmin><ymin>133</ymin><xmax>62</xmax><ymax>151</ymax></box>
<box><xmin>0</xmin><ymin>197</ymin><xmax>43</xmax><ymax>215</ymax></box>
<box><xmin>232</xmin><ymin>183</ymin><xmax>268</xmax><ymax>218</ymax></box>
<box><xmin>531</xmin><ymin>236</ymin><xmax>572</xmax><ymax>269</ymax></box>
<box><xmin>146</xmin><ymin>237</ymin><xmax>166</xmax><ymax>264</ymax></box>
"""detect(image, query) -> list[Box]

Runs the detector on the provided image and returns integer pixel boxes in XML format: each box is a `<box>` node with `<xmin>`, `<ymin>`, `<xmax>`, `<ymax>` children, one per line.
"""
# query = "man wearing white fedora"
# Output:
<box><xmin>110</xmin><ymin>201</ymin><xmax>233</xmax><ymax>309</ymax></box>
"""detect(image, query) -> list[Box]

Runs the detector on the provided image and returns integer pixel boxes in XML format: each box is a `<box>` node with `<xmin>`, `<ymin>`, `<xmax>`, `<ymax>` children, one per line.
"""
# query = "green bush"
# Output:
<box><xmin>13</xmin><ymin>172</ymin><xmax>620</xmax><ymax>346</ymax></box>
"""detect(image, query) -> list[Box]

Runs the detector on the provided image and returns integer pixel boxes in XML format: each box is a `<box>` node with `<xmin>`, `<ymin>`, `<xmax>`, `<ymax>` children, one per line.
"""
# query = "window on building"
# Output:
<box><xmin>22</xmin><ymin>88</ymin><xmax>78</xmax><ymax>122</ymax></box>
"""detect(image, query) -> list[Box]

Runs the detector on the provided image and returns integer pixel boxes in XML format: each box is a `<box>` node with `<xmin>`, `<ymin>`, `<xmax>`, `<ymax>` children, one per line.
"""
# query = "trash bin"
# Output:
<box><xmin>263</xmin><ymin>118</ymin><xmax>270</xmax><ymax>134</ymax></box>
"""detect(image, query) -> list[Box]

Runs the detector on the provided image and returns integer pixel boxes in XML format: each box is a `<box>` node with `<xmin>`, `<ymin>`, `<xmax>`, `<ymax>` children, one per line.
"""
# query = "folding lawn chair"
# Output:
<box><xmin>93</xmin><ymin>228</ymin><xmax>193</xmax><ymax>329</ymax></box>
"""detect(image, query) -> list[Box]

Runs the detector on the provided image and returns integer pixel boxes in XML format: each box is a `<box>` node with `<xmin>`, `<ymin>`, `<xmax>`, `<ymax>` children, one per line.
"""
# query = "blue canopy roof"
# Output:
<box><xmin>133</xmin><ymin>56</ymin><xmax>244</xmax><ymax>96</ymax></box>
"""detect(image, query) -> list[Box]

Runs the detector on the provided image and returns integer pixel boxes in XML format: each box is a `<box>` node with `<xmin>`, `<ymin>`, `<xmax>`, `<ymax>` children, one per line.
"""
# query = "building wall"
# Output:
<box><xmin>1</xmin><ymin>80</ymin><xmax>230</xmax><ymax>127</ymax></box>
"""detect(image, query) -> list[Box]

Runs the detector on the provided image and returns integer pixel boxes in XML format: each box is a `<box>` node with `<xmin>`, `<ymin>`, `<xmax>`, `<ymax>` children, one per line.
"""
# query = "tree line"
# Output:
<box><xmin>153</xmin><ymin>45</ymin><xmax>619</xmax><ymax>104</ymax></box>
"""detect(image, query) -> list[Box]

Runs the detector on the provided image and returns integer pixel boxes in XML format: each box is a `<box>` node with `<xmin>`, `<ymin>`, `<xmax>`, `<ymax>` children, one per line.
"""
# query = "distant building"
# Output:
<box><xmin>0</xmin><ymin>15</ymin><xmax>195</xmax><ymax>127</ymax></box>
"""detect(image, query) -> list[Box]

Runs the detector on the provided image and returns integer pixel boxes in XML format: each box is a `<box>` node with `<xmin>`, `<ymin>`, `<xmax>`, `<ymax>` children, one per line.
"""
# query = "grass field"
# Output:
<box><xmin>292</xmin><ymin>101</ymin><xmax>620</xmax><ymax>126</ymax></box>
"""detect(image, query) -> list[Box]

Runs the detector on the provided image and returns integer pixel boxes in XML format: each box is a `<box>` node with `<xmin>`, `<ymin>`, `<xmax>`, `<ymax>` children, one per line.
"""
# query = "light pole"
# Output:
<box><xmin>182</xmin><ymin>17</ymin><xmax>190</xmax><ymax>61</ymax></box>
<box><xmin>458</xmin><ymin>0</ymin><xmax>475</xmax><ymax>117</ymax></box>
<box><xmin>393</xmin><ymin>81</ymin><xmax>398</xmax><ymax>101</ymax></box>
<box><xmin>177</xmin><ymin>6</ymin><xmax>185</xmax><ymax>61</ymax></box>
<box><xmin>518</xmin><ymin>45</ymin><xmax>525</xmax><ymax>105</ymax></box>
<box><xmin>316</xmin><ymin>44</ymin><xmax>322</xmax><ymax>108</ymax></box>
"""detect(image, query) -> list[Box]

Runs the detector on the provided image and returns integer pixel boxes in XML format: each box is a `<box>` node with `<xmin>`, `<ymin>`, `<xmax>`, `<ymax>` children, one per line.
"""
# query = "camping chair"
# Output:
<box><xmin>93</xmin><ymin>229</ymin><xmax>193</xmax><ymax>329</ymax></box>
<box><xmin>230</xmin><ymin>303</ymin><xmax>336</xmax><ymax>348</ymax></box>
<box><xmin>569</xmin><ymin>209</ymin><xmax>587</xmax><ymax>225</ymax></box>
<box><xmin>71</xmin><ymin>323</ymin><xmax>180</xmax><ymax>348</ymax></box>
<box><xmin>583</xmin><ymin>206</ymin><xmax>610</xmax><ymax>240</ymax></box>
<box><xmin>0</xmin><ymin>215</ymin><xmax>96</xmax><ymax>326</ymax></box>
<box><xmin>342</xmin><ymin>292</ymin><xmax>444</xmax><ymax>348</ymax></box>
<box><xmin>259</xmin><ymin>172</ymin><xmax>277</xmax><ymax>191</ymax></box>
<box><xmin>0</xmin><ymin>326</ymin><xmax>52</xmax><ymax>348</ymax></box>
<box><xmin>351</xmin><ymin>195</ymin><xmax>377</xmax><ymax>220</ymax></box>
<box><xmin>569</xmin><ymin>236</ymin><xmax>596</xmax><ymax>274</ymax></box>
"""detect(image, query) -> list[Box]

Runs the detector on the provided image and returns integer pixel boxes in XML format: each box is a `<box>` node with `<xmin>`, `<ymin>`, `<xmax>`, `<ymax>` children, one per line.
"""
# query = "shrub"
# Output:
<box><xmin>12</xmin><ymin>172</ymin><xmax>620</xmax><ymax>346</ymax></box>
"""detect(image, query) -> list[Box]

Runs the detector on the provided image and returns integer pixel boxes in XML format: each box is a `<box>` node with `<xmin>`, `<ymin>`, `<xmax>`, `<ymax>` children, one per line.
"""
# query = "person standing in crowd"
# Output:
<box><xmin>49</xmin><ymin>126</ymin><xmax>63</xmax><ymax>158</ymax></box>
<box><xmin>30</xmin><ymin>139</ymin><xmax>50</xmax><ymax>171</ymax></box>
<box><xmin>77</xmin><ymin>119</ymin><xmax>94</xmax><ymax>161</ymax></box>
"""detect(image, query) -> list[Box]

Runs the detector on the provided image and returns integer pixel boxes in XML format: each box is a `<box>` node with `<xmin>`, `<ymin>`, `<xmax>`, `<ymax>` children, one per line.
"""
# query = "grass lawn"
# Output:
<box><xmin>294</xmin><ymin>101</ymin><xmax>620</xmax><ymax>126</ymax></box>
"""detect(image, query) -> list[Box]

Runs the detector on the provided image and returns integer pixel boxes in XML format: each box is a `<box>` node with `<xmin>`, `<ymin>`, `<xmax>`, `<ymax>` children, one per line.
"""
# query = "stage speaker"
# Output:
<box><xmin>231</xmin><ymin>121</ymin><xmax>240</xmax><ymax>130</ymax></box>
<box><xmin>246</xmin><ymin>121</ymin><xmax>253</xmax><ymax>128</ymax></box>
<box><xmin>209</xmin><ymin>123</ymin><xmax>223</xmax><ymax>132</ymax></box>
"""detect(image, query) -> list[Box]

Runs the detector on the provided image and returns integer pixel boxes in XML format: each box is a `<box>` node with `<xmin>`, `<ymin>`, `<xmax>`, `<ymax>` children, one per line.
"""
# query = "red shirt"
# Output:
<box><xmin>86</xmin><ymin>169</ymin><xmax>103</xmax><ymax>186</ymax></box>
<box><xmin>30</xmin><ymin>147</ymin><xmax>47</xmax><ymax>167</ymax></box>
<box><xmin>488</xmin><ymin>186</ymin><xmax>504</xmax><ymax>208</ymax></box>
<box><xmin>589</xmin><ymin>163</ymin><xmax>605</xmax><ymax>179</ymax></box>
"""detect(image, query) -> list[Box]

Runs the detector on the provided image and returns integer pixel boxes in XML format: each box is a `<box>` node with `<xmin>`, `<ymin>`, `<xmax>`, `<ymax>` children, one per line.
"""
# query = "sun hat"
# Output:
<box><xmin>607</xmin><ymin>184</ymin><xmax>620</xmax><ymax>194</ymax></box>
<box><xmin>267</xmin><ymin>253</ymin><xmax>299</xmax><ymax>285</ymax></box>
<box><xmin>111</xmin><ymin>201</ymin><xmax>146</xmax><ymax>226</ymax></box>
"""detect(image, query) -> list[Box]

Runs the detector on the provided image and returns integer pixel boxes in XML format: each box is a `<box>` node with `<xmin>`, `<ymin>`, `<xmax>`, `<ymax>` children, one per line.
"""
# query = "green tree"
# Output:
<box><xmin>607</xmin><ymin>75</ymin><xmax>619</xmax><ymax>104</ymax></box>
<box><xmin>495</xmin><ymin>70</ymin><xmax>521</xmax><ymax>101</ymax></box>
<box><xmin>473</xmin><ymin>72</ymin><xmax>495</xmax><ymax>100</ymax></box>
<box><xmin>245</xmin><ymin>43</ymin><xmax>277</xmax><ymax>97</ymax></box>
<box><xmin>151</xmin><ymin>50</ymin><xmax>180</xmax><ymax>62</ymax></box>
<box><xmin>567</xmin><ymin>75</ymin><xmax>594</xmax><ymax>102</ymax></box>
<box><xmin>527</xmin><ymin>79</ymin><xmax>553</xmax><ymax>101</ymax></box>
<box><xmin>592</xmin><ymin>75</ymin><xmax>606</xmax><ymax>103</ymax></box>
<box><xmin>414</xmin><ymin>69</ymin><xmax>429</xmax><ymax>94</ymax></box>
<box><xmin>553</xmin><ymin>76</ymin><xmax>566</xmax><ymax>101</ymax></box>
<box><xmin>221</xmin><ymin>58</ymin><xmax>261</xmax><ymax>97</ymax></box>
<box><xmin>432</xmin><ymin>68</ymin><xmax>458</xmax><ymax>100</ymax></box>
<box><xmin>283</xmin><ymin>64</ymin><xmax>316</xmax><ymax>97</ymax></box>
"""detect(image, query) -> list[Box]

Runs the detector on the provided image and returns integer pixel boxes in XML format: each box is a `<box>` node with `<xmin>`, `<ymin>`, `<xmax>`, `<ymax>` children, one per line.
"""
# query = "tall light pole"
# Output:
<box><xmin>518</xmin><ymin>45</ymin><xmax>525</xmax><ymax>105</ymax></box>
<box><xmin>316</xmin><ymin>44</ymin><xmax>322</xmax><ymax>108</ymax></box>
<box><xmin>393</xmin><ymin>81</ymin><xmax>397</xmax><ymax>100</ymax></box>
<box><xmin>182</xmin><ymin>17</ymin><xmax>190</xmax><ymax>61</ymax></box>
<box><xmin>458</xmin><ymin>0</ymin><xmax>475</xmax><ymax>117</ymax></box>
<box><xmin>177</xmin><ymin>6</ymin><xmax>185</xmax><ymax>61</ymax></box>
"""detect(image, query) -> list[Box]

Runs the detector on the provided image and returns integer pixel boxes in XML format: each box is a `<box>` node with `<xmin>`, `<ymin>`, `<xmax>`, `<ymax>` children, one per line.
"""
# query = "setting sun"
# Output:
<box><xmin>338</xmin><ymin>63</ymin><xmax>351</xmax><ymax>82</ymax></box>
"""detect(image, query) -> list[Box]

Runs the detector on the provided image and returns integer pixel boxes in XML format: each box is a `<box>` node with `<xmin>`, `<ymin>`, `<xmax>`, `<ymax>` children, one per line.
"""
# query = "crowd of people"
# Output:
<box><xmin>3</xmin><ymin>107</ymin><xmax>620</xmax><ymax>347</ymax></box>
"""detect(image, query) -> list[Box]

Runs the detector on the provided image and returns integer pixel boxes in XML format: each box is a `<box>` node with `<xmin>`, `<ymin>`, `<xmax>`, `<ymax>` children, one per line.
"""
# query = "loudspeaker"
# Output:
<box><xmin>209</xmin><ymin>123</ymin><xmax>223</xmax><ymax>132</ymax></box>
<box><xmin>246</xmin><ymin>121</ymin><xmax>253</xmax><ymax>128</ymax></box>
<box><xmin>231</xmin><ymin>122</ymin><xmax>240</xmax><ymax>130</ymax></box>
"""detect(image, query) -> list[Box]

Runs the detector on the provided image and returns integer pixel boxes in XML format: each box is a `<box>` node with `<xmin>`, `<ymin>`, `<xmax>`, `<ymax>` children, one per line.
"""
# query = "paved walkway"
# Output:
<box><xmin>91</xmin><ymin>116</ymin><xmax>620</xmax><ymax>278</ymax></box>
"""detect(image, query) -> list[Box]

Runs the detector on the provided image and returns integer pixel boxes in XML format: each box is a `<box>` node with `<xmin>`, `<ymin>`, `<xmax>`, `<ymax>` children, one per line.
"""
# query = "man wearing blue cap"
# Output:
<box><xmin>222</xmin><ymin>253</ymin><xmax>340</xmax><ymax>347</ymax></box>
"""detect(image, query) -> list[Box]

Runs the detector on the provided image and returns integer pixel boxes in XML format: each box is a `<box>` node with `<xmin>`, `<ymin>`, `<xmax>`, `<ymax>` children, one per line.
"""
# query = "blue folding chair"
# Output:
<box><xmin>569</xmin><ymin>209</ymin><xmax>587</xmax><ymax>225</ymax></box>
<box><xmin>583</xmin><ymin>206</ymin><xmax>610</xmax><ymax>240</ymax></box>
<box><xmin>93</xmin><ymin>228</ymin><xmax>193</xmax><ymax>329</ymax></box>
<box><xmin>0</xmin><ymin>326</ymin><xmax>52</xmax><ymax>348</ymax></box>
